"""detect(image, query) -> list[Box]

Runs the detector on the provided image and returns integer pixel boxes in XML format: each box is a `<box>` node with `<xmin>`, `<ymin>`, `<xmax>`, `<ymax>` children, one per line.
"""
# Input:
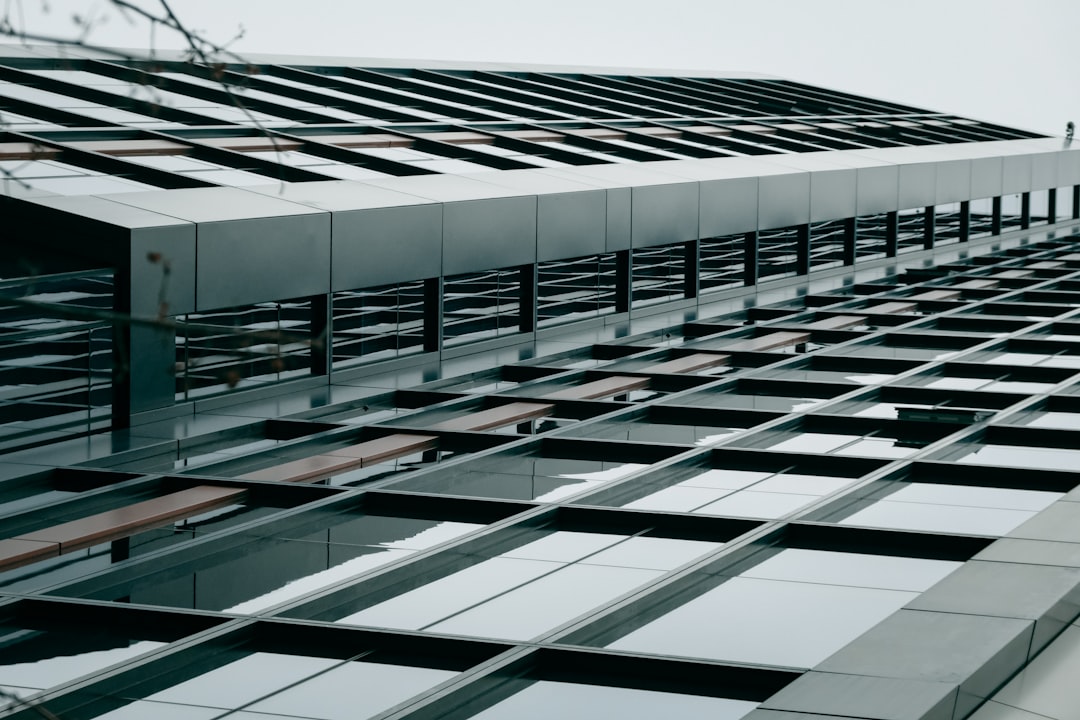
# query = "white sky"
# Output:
<box><xmin>9</xmin><ymin>0</ymin><xmax>1080</xmax><ymax>136</ymax></box>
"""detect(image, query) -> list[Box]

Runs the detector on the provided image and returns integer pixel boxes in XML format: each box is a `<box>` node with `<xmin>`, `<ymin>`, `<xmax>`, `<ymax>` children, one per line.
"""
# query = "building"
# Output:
<box><xmin>2</xmin><ymin>44</ymin><xmax>1080</xmax><ymax>720</ymax></box>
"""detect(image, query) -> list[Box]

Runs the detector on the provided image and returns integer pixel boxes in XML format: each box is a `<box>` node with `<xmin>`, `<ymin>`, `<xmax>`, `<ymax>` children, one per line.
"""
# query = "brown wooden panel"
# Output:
<box><xmin>325</xmin><ymin>434</ymin><xmax>439</xmax><ymax>466</ymax></box>
<box><xmin>197</xmin><ymin>137</ymin><xmax>304</xmax><ymax>152</ymax></box>
<box><xmin>908</xmin><ymin>289</ymin><xmax>961</xmax><ymax>301</ymax></box>
<box><xmin>685</xmin><ymin>125</ymin><xmax>732</xmax><ymax>136</ymax></box>
<box><xmin>18</xmin><ymin>485</ymin><xmax>246</xmax><ymax>553</ymax></box>
<box><xmin>992</xmin><ymin>269</ymin><xmax>1033</xmax><ymax>279</ymax></box>
<box><xmin>544</xmin><ymin>375</ymin><xmax>650</xmax><ymax>400</ymax></box>
<box><xmin>65</xmin><ymin>139</ymin><xmax>191</xmax><ymax>156</ymax></box>
<box><xmin>497</xmin><ymin>129</ymin><xmax>565</xmax><ymax>143</ymax></box>
<box><xmin>866</xmin><ymin>301</ymin><xmax>917</xmax><ymax>314</ymax></box>
<box><xmin>953</xmin><ymin>279</ymin><xmax>999</xmax><ymax>290</ymax></box>
<box><xmin>804</xmin><ymin>315</ymin><xmax>867</xmax><ymax>331</ymax></box>
<box><xmin>239</xmin><ymin>454</ymin><xmax>360</xmax><ymax>483</ymax></box>
<box><xmin>732</xmin><ymin>124</ymin><xmax>777</xmax><ymax>134</ymax></box>
<box><xmin>419</xmin><ymin>131</ymin><xmax>494</xmax><ymax>145</ymax></box>
<box><xmin>567</xmin><ymin>128</ymin><xmax>627</xmax><ymax>141</ymax></box>
<box><xmin>630</xmin><ymin>126</ymin><xmax>682</xmax><ymax>138</ymax></box>
<box><xmin>431</xmin><ymin>403</ymin><xmax>554</xmax><ymax>432</ymax></box>
<box><xmin>311</xmin><ymin>133</ymin><xmax>414</xmax><ymax>148</ymax></box>
<box><xmin>0</xmin><ymin>538</ymin><xmax>59</xmax><ymax>572</ymax></box>
<box><xmin>647</xmin><ymin>353</ymin><xmax>730</xmax><ymax>374</ymax></box>
<box><xmin>0</xmin><ymin>141</ymin><xmax>61</xmax><ymax>160</ymax></box>
<box><xmin>720</xmin><ymin>332</ymin><xmax>810</xmax><ymax>353</ymax></box>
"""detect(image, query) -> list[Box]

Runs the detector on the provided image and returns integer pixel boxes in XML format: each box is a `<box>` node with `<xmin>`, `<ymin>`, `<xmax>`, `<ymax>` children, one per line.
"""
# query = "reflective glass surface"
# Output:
<box><xmin>336</xmin><ymin>531</ymin><xmax>719</xmax><ymax>640</ymax></box>
<box><xmin>467</xmin><ymin>680</ymin><xmax>758</xmax><ymax>720</ymax></box>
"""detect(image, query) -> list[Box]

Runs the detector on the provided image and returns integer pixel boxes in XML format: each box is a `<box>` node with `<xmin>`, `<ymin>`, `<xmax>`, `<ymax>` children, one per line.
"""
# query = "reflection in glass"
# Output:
<box><xmin>467</xmin><ymin>680</ymin><xmax>758</xmax><ymax>720</ymax></box>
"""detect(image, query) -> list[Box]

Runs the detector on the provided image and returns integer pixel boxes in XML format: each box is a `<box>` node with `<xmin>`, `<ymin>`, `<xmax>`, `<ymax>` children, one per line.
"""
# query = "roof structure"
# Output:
<box><xmin>2</xmin><ymin>45</ymin><xmax>1080</xmax><ymax>720</ymax></box>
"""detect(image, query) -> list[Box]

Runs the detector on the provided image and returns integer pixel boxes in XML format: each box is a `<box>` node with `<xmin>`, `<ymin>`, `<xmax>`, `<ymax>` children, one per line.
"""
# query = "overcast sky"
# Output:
<box><xmin>12</xmin><ymin>0</ymin><xmax>1080</xmax><ymax>136</ymax></box>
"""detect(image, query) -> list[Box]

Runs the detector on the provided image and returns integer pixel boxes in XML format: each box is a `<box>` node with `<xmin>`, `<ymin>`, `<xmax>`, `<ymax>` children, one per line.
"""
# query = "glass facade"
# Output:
<box><xmin>4</xmin><ymin>49</ymin><xmax>1080</xmax><ymax>720</ymax></box>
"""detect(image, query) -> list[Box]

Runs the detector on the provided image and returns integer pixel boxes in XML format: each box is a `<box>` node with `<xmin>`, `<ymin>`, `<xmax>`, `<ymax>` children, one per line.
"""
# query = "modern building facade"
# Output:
<box><xmin>2</xmin><ymin>45</ymin><xmax>1080</xmax><ymax>720</ymax></box>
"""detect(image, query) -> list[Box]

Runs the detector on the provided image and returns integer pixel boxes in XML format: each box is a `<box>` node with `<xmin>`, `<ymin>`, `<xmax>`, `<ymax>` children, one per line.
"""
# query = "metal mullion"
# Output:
<box><xmin>378</xmin><ymin>68</ymin><xmax>546</xmax><ymax>120</ymax></box>
<box><xmin>385</xmin><ymin>128</ymin><xmax>539</xmax><ymax>171</ymax></box>
<box><xmin>634</xmin><ymin>76</ymin><xmax>761</xmax><ymax>116</ymax></box>
<box><xmin>773</xmin><ymin>127</ymin><xmax>872</xmax><ymax>151</ymax></box>
<box><xmin>675</xmin><ymin>77</ymin><xmax>801</xmax><ymax>116</ymax></box>
<box><xmin>523</xmin><ymin>72</ymin><xmax>684</xmax><ymax>119</ymax></box>
<box><xmin>769</xmin><ymin>78</ymin><xmax>927</xmax><ymax>116</ymax></box>
<box><xmin>261</xmin><ymin>65</ymin><xmax>434</xmax><ymax>123</ymax></box>
<box><xmin>465</xmin><ymin>71</ymin><xmax>623</xmax><ymax>120</ymax></box>
<box><xmin>730</xmin><ymin>78</ymin><xmax>876</xmax><ymax>116</ymax></box>
<box><xmin>244</xmin><ymin>64</ymin><xmax>453</xmax><ymax>123</ymax></box>
<box><xmin>0</xmin><ymin>94</ymin><xmax>112</xmax><ymax>128</ymax></box>
<box><xmin>457</xmin><ymin>123</ymin><xmax>612</xmax><ymax>166</ymax></box>
<box><xmin>551</xmin><ymin>130</ymin><xmax>672</xmax><ymax>162</ymax></box>
<box><xmin>614</xmin><ymin>76</ymin><xmax>748</xmax><ymax>118</ymax></box>
<box><xmin>620</xmin><ymin>124</ymin><xmax>731</xmax><ymax>158</ymax></box>
<box><xmin>810</xmin><ymin>124</ymin><xmax>911</xmax><ymax>149</ymax></box>
<box><xmin>142</xmin><ymin>62</ymin><xmax>354</xmax><ymax>125</ymax></box>
<box><xmin>347</xmin><ymin>68</ymin><xmax>518</xmax><ymax>121</ymax></box>
<box><xmin>253</xmin><ymin>130</ymin><xmax>429</xmax><ymax>176</ymax></box>
<box><xmin>578</xmin><ymin>74</ymin><xmax>724</xmax><ymax>117</ymax></box>
<box><xmin>0</xmin><ymin>63</ymin><xmax>232</xmax><ymax>127</ymax></box>
<box><xmin>5</xmin><ymin>130</ymin><xmax>213</xmax><ymax>189</ymax></box>
<box><xmin>582</xmin><ymin>120</ymin><xmax>724</xmax><ymax>159</ymax></box>
<box><xmin>407</xmin><ymin>69</ymin><xmax>576</xmax><ymax>121</ymax></box>
<box><xmin>93</xmin><ymin>58</ymin><xmax>350</xmax><ymax>127</ymax></box>
<box><xmin>724</xmin><ymin>128</ymin><xmax>818</xmax><ymax>154</ymax></box>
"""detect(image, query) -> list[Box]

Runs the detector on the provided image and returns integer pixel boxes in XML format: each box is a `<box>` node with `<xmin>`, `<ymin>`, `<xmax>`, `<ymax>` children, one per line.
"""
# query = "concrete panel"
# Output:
<box><xmin>907</xmin><ymin>561</ymin><xmax>1080</xmax><ymax>657</ymax></box>
<box><xmin>1030</xmin><ymin>152</ymin><xmax>1059</xmax><ymax>191</ymax></box>
<box><xmin>761</xmin><ymin>672</ymin><xmax>958</xmax><ymax>720</ymax></box>
<box><xmin>537</xmin><ymin>189</ymin><xmax>606</xmax><ymax>261</ymax></box>
<box><xmin>897</xmin><ymin>162</ymin><xmax>936</xmax><ymax>210</ymax></box>
<box><xmin>759</xmin><ymin>172</ymin><xmax>810</xmax><ymax>230</ymax></box>
<box><xmin>196</xmin><ymin>213</ymin><xmax>332</xmax><ymax>310</ymax></box>
<box><xmin>606</xmin><ymin>187</ymin><xmax>631</xmax><ymax>252</ymax></box>
<box><xmin>700</xmin><ymin>176</ymin><xmax>759</xmax><ymax>237</ymax></box>
<box><xmin>970</xmin><ymin>157</ymin><xmax>1004</xmax><ymax>200</ymax></box>
<box><xmin>856</xmin><ymin>165</ymin><xmax>900</xmax><ymax>215</ymax></box>
<box><xmin>130</xmin><ymin>224</ymin><xmax>196</xmax><ymax>317</ymax></box>
<box><xmin>1059</xmin><ymin>149</ymin><xmax>1080</xmax><ymax>186</ymax></box>
<box><xmin>332</xmin><ymin>203</ymin><xmax>443</xmax><ymax>290</ymax></box>
<box><xmin>817</xmin><ymin>610</ymin><xmax>1034</xmax><ymax>720</ymax></box>
<box><xmin>443</xmin><ymin>196</ymin><xmax>537</xmax><ymax>275</ymax></box>
<box><xmin>1002</xmin><ymin>154</ymin><xmax>1033</xmax><ymax>195</ymax></box>
<box><xmin>128</xmin><ymin>323</ymin><xmax>177</xmax><ymax>414</ymax></box>
<box><xmin>631</xmin><ymin>181</ymin><xmax>699</xmax><ymax>248</ymax></box>
<box><xmin>809</xmin><ymin>168</ymin><xmax>857</xmax><ymax>223</ymax></box>
<box><xmin>935</xmin><ymin>159</ymin><xmax>972</xmax><ymax>204</ymax></box>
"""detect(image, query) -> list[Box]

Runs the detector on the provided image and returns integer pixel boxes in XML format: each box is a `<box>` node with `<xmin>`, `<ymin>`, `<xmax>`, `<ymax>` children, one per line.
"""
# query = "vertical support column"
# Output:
<box><xmin>743</xmin><ymin>231</ymin><xmax>759</xmax><ymax>286</ymax></box>
<box><xmin>795</xmin><ymin>224</ymin><xmax>811</xmax><ymax>275</ymax></box>
<box><xmin>923</xmin><ymin>206</ymin><xmax>936</xmax><ymax>250</ymax></box>
<box><xmin>1020</xmin><ymin>192</ymin><xmax>1031</xmax><ymax>229</ymax></box>
<box><xmin>959</xmin><ymin>201</ymin><xmax>971</xmax><ymax>243</ymax></box>
<box><xmin>113</xmin><ymin>259</ymin><xmax>178</xmax><ymax>428</ymax></box>
<box><xmin>683</xmin><ymin>239</ymin><xmax>700</xmax><ymax>300</ymax></box>
<box><xmin>423</xmin><ymin>277</ymin><xmax>443</xmax><ymax>354</ymax></box>
<box><xmin>111</xmin><ymin>270</ymin><xmax>132</xmax><ymax>430</ymax></box>
<box><xmin>991</xmin><ymin>197</ymin><xmax>1003</xmax><ymax>235</ymax></box>
<box><xmin>1047</xmin><ymin>189</ymin><xmax>1058</xmax><ymax>225</ymax></box>
<box><xmin>519</xmin><ymin>263</ymin><xmax>537</xmax><ymax>333</ymax></box>
<box><xmin>614</xmin><ymin>249</ymin><xmax>632</xmax><ymax>314</ymax></box>
<box><xmin>885</xmin><ymin>211</ymin><xmax>899</xmax><ymax>258</ymax></box>
<box><xmin>309</xmin><ymin>293</ymin><xmax>331</xmax><ymax>377</ymax></box>
<box><xmin>1073</xmin><ymin>186</ymin><xmax>1079</xmax><ymax>220</ymax></box>
<box><xmin>842</xmin><ymin>217</ymin><xmax>856</xmax><ymax>266</ymax></box>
